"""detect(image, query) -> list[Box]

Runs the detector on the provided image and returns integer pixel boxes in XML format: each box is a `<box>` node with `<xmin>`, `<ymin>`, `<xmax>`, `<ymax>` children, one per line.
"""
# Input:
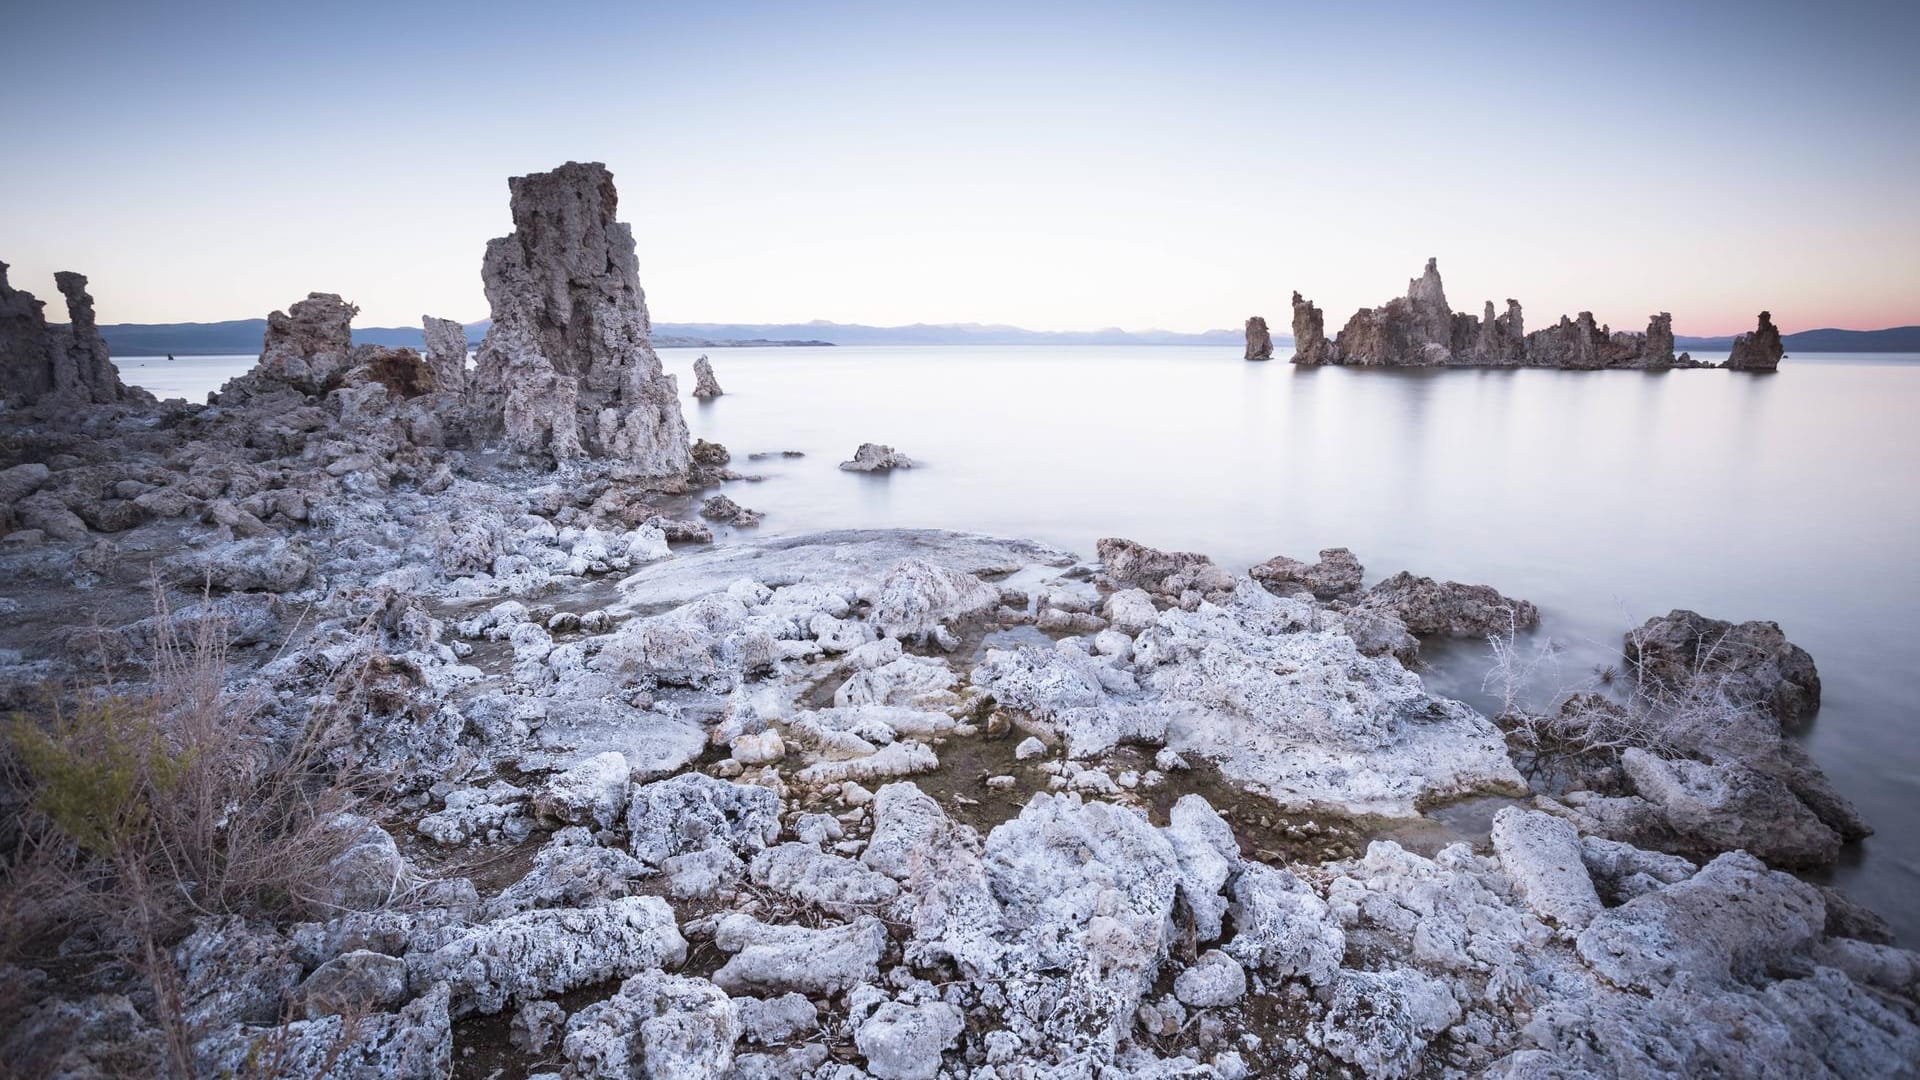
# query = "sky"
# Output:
<box><xmin>2</xmin><ymin>0</ymin><xmax>1917</xmax><ymax>336</ymax></box>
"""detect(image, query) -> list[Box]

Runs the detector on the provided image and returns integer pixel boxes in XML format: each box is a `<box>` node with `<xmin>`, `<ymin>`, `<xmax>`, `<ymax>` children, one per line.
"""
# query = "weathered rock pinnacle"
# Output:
<box><xmin>467</xmin><ymin>162</ymin><xmax>692</xmax><ymax>471</ymax></box>
<box><xmin>0</xmin><ymin>262</ymin><xmax>149</xmax><ymax>406</ymax></box>
<box><xmin>422</xmin><ymin>316</ymin><xmax>470</xmax><ymax>394</ymax></box>
<box><xmin>1288</xmin><ymin>291</ymin><xmax>1334</xmax><ymax>365</ymax></box>
<box><xmin>692</xmin><ymin>354</ymin><xmax>723</xmax><ymax>398</ymax></box>
<box><xmin>1243</xmin><ymin>317</ymin><xmax>1272</xmax><ymax>361</ymax></box>
<box><xmin>1726</xmin><ymin>311</ymin><xmax>1785</xmax><ymax>372</ymax></box>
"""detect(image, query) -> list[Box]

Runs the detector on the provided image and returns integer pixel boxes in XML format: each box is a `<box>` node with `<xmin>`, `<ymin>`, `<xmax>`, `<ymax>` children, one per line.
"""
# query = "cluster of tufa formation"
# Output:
<box><xmin>0</xmin><ymin>263</ymin><xmax>151</xmax><ymax>407</ymax></box>
<box><xmin>1726</xmin><ymin>310</ymin><xmax>1786</xmax><ymax>372</ymax></box>
<box><xmin>467</xmin><ymin>162</ymin><xmax>692</xmax><ymax>471</ymax></box>
<box><xmin>1288</xmin><ymin>258</ymin><xmax>1759</xmax><ymax>371</ymax></box>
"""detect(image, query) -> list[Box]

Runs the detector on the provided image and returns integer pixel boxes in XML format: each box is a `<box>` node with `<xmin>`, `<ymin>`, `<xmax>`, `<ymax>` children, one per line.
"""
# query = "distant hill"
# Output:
<box><xmin>1675</xmin><ymin>326</ymin><xmax>1920</xmax><ymax>353</ymax></box>
<box><xmin>93</xmin><ymin>317</ymin><xmax>1920</xmax><ymax>357</ymax></box>
<box><xmin>95</xmin><ymin>317</ymin><xmax>1241</xmax><ymax>355</ymax></box>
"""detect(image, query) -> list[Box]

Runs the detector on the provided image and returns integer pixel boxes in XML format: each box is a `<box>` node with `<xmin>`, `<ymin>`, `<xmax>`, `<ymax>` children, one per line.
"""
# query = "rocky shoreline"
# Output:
<box><xmin>0</xmin><ymin>164</ymin><xmax>1912</xmax><ymax>1079</ymax></box>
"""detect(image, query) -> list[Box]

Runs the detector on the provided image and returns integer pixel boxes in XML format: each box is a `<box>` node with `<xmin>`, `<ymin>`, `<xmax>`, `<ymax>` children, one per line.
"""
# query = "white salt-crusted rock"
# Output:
<box><xmin>1166</xmin><ymin>794</ymin><xmax>1239</xmax><ymax>942</ymax></box>
<box><xmin>749</xmin><ymin>842</ymin><xmax>900</xmax><ymax>917</ymax></box>
<box><xmin>981</xmin><ymin>793</ymin><xmax>1181</xmax><ymax>1057</ymax></box>
<box><xmin>625</xmin><ymin>772</ymin><xmax>782</xmax><ymax>868</ymax></box>
<box><xmin>1575</xmin><ymin>850</ymin><xmax>1824</xmax><ymax>991</ymax></box>
<box><xmin>195</xmin><ymin>982</ymin><xmax>452</xmax><ymax>1080</ymax></box>
<box><xmin>710</xmin><ymin>914</ymin><xmax>888</xmax><ymax>996</ymax></box>
<box><xmin>483</xmin><ymin>835</ymin><xmax>653</xmax><ymax>918</ymax></box>
<box><xmin>410</xmin><ymin>895</ymin><xmax>686</xmax><ymax>1016</ymax></box>
<box><xmin>974</xmin><ymin>581</ymin><xmax>1523</xmax><ymax>816</ymax></box>
<box><xmin>869</xmin><ymin>557</ymin><xmax>998</xmax><ymax>644</ymax></box>
<box><xmin>855</xmin><ymin>998</ymin><xmax>965</xmax><ymax>1080</ymax></box>
<box><xmin>562</xmin><ymin>970</ymin><xmax>738</xmax><ymax>1080</ymax></box>
<box><xmin>1490</xmin><ymin>806</ymin><xmax>1603</xmax><ymax>930</ymax></box>
<box><xmin>531</xmin><ymin>750</ymin><xmax>630</xmax><ymax>829</ymax></box>
<box><xmin>795</xmin><ymin>740</ymin><xmax>938</xmax><ymax>786</ymax></box>
<box><xmin>1223</xmin><ymin>863</ymin><xmax>1343</xmax><ymax>985</ymax></box>
<box><xmin>1310</xmin><ymin>968</ymin><xmax>1461</xmax><ymax>1079</ymax></box>
<box><xmin>1172</xmin><ymin>950</ymin><xmax>1246</xmax><ymax>1007</ymax></box>
<box><xmin>737</xmin><ymin>992</ymin><xmax>817</xmax><ymax>1045</ymax></box>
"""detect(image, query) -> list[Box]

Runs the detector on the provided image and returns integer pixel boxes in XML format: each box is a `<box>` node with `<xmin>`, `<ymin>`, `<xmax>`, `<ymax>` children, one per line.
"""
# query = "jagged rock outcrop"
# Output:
<box><xmin>215</xmin><ymin>293</ymin><xmax>438</xmax><ymax>407</ymax></box>
<box><xmin>840</xmin><ymin>443</ymin><xmax>915</xmax><ymax>472</ymax></box>
<box><xmin>466</xmin><ymin>162</ymin><xmax>692</xmax><ymax>470</ymax></box>
<box><xmin>1243</xmin><ymin>317</ymin><xmax>1272</xmax><ymax>361</ymax></box>
<box><xmin>1726</xmin><ymin>310</ymin><xmax>1785</xmax><ymax>372</ymax></box>
<box><xmin>1624</xmin><ymin>609</ymin><xmax>1820</xmax><ymax>726</ymax></box>
<box><xmin>422</xmin><ymin>316</ymin><xmax>469</xmax><ymax>394</ymax></box>
<box><xmin>692</xmin><ymin>354</ymin><xmax>723</xmax><ymax>398</ymax></box>
<box><xmin>1288</xmin><ymin>291</ymin><xmax>1334</xmax><ymax>365</ymax></box>
<box><xmin>0</xmin><ymin>263</ymin><xmax>150</xmax><ymax>406</ymax></box>
<box><xmin>1293</xmin><ymin>259</ymin><xmax>1712</xmax><ymax>370</ymax></box>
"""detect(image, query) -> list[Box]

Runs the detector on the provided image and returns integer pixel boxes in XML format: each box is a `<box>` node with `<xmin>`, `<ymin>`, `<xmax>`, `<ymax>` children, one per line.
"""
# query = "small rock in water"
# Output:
<box><xmin>839</xmin><ymin>442</ymin><xmax>915</xmax><ymax>472</ymax></box>
<box><xmin>691</xmin><ymin>353</ymin><xmax>723</xmax><ymax>398</ymax></box>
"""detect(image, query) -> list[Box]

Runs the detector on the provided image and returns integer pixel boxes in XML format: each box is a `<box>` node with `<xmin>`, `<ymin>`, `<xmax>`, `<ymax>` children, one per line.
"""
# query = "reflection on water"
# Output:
<box><xmin>129</xmin><ymin>346</ymin><xmax>1920</xmax><ymax>941</ymax></box>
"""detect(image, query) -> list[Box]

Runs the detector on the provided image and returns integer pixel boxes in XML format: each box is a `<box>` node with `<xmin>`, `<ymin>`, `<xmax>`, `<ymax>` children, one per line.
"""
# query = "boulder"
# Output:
<box><xmin>1249</xmin><ymin>546</ymin><xmax>1363</xmax><ymax>601</ymax></box>
<box><xmin>840</xmin><ymin>442</ymin><xmax>915</xmax><ymax>472</ymax></box>
<box><xmin>1363</xmin><ymin>570</ymin><xmax>1538</xmax><ymax>637</ymax></box>
<box><xmin>1625</xmin><ymin>609</ymin><xmax>1820</xmax><ymax>726</ymax></box>
<box><xmin>855</xmin><ymin>999</ymin><xmax>965</xmax><ymax>1080</ymax></box>
<box><xmin>1243</xmin><ymin>316</ymin><xmax>1272</xmax><ymax>361</ymax></box>
<box><xmin>692</xmin><ymin>354</ymin><xmax>723</xmax><ymax>398</ymax></box>
<box><xmin>562</xmin><ymin>971</ymin><xmax>739</xmax><ymax>1080</ymax></box>
<box><xmin>626</xmin><ymin>773</ymin><xmax>782</xmax><ymax>868</ymax></box>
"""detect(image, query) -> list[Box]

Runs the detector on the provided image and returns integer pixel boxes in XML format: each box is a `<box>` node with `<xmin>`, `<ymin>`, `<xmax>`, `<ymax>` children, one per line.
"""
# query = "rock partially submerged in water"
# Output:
<box><xmin>1625</xmin><ymin>608</ymin><xmax>1820</xmax><ymax>725</ymax></box>
<box><xmin>1363</xmin><ymin>569</ymin><xmax>1540</xmax><ymax>638</ymax></box>
<box><xmin>1250</xmin><ymin>546</ymin><xmax>1363</xmax><ymax>601</ymax></box>
<box><xmin>1726</xmin><ymin>310</ymin><xmax>1786</xmax><ymax>372</ymax></box>
<box><xmin>840</xmin><ymin>442</ymin><xmax>915</xmax><ymax>472</ymax></box>
<box><xmin>1289</xmin><ymin>290</ymin><xmax>1335</xmax><ymax>365</ymax></box>
<box><xmin>691</xmin><ymin>353</ymin><xmax>723</xmax><ymax>398</ymax></box>
<box><xmin>1291</xmin><ymin>258</ymin><xmax>1708</xmax><ymax>370</ymax></box>
<box><xmin>1243</xmin><ymin>315</ymin><xmax>1272</xmax><ymax>360</ymax></box>
<box><xmin>1096</xmin><ymin>536</ymin><xmax>1235</xmax><ymax>606</ymax></box>
<box><xmin>466</xmin><ymin>162</ymin><xmax>692</xmax><ymax>469</ymax></box>
<box><xmin>700</xmin><ymin>493</ymin><xmax>763</xmax><ymax>527</ymax></box>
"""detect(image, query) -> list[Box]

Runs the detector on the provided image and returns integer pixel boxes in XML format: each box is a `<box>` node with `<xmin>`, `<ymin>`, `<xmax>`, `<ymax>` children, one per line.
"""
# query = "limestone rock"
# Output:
<box><xmin>1310</xmin><ymin>968</ymin><xmax>1461</xmax><ymax>1080</ymax></box>
<box><xmin>1243</xmin><ymin>316</ymin><xmax>1272</xmax><ymax>361</ymax></box>
<box><xmin>840</xmin><ymin>442</ymin><xmax>915</xmax><ymax>472</ymax></box>
<box><xmin>1249</xmin><ymin>546</ymin><xmax>1363</xmax><ymax>601</ymax></box>
<box><xmin>1363</xmin><ymin>570</ymin><xmax>1539</xmax><ymax>638</ymax></box>
<box><xmin>1574</xmin><ymin>850</ymin><xmax>1823</xmax><ymax>991</ymax></box>
<box><xmin>1223</xmin><ymin>863</ymin><xmax>1344</xmax><ymax>985</ymax></box>
<box><xmin>1288</xmin><ymin>291</ymin><xmax>1335</xmax><ymax>365</ymax></box>
<box><xmin>1490</xmin><ymin>807</ymin><xmax>1602</xmax><ymax>930</ymax></box>
<box><xmin>855</xmin><ymin>998</ymin><xmax>965</xmax><ymax>1080</ymax></box>
<box><xmin>409</xmin><ymin>895</ymin><xmax>687</xmax><ymax>1016</ymax></box>
<box><xmin>421</xmin><ymin>315</ymin><xmax>469</xmax><ymax>393</ymax></box>
<box><xmin>710</xmin><ymin>913</ymin><xmax>888</xmax><ymax>996</ymax></box>
<box><xmin>692</xmin><ymin>354</ymin><xmax>723</xmax><ymax>398</ymax></box>
<box><xmin>1726</xmin><ymin>311</ymin><xmax>1785</xmax><ymax>372</ymax></box>
<box><xmin>1095</xmin><ymin>536</ymin><xmax>1236</xmax><ymax>604</ymax></box>
<box><xmin>1625</xmin><ymin>608</ymin><xmax>1820</xmax><ymax>726</ymax></box>
<box><xmin>626</xmin><ymin>773</ymin><xmax>782</xmax><ymax>868</ymax></box>
<box><xmin>0</xmin><ymin>263</ymin><xmax>149</xmax><ymax>406</ymax></box>
<box><xmin>1172</xmin><ymin>950</ymin><xmax>1246</xmax><ymax>1007</ymax></box>
<box><xmin>466</xmin><ymin>162</ymin><xmax>692</xmax><ymax>470</ymax></box>
<box><xmin>1620</xmin><ymin>748</ymin><xmax>1841</xmax><ymax>868</ymax></box>
<box><xmin>562</xmin><ymin>970</ymin><xmax>739</xmax><ymax>1080</ymax></box>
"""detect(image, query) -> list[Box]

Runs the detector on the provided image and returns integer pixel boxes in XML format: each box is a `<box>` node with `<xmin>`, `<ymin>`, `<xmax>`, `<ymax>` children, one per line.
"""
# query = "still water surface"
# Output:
<box><xmin>127</xmin><ymin>346</ymin><xmax>1920</xmax><ymax>940</ymax></box>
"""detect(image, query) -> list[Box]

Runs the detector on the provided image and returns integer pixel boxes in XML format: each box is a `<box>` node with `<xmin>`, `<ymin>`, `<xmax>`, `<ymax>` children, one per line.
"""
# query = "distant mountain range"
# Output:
<box><xmin>1674</xmin><ymin>326</ymin><xmax>1920</xmax><ymax>353</ymax></box>
<box><xmin>95</xmin><ymin>318</ymin><xmax>1242</xmax><ymax>355</ymax></box>
<box><xmin>86</xmin><ymin>317</ymin><xmax>1920</xmax><ymax>357</ymax></box>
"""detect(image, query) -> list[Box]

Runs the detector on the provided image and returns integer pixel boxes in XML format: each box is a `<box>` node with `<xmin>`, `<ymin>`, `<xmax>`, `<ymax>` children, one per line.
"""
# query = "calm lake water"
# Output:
<box><xmin>126</xmin><ymin>346</ymin><xmax>1920</xmax><ymax>941</ymax></box>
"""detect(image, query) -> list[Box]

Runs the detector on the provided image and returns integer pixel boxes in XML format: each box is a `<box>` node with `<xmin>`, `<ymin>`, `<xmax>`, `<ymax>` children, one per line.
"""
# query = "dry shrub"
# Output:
<box><xmin>1484</xmin><ymin>611</ymin><xmax>1777</xmax><ymax>788</ymax></box>
<box><xmin>1</xmin><ymin>587</ymin><xmax>378</xmax><ymax>1076</ymax></box>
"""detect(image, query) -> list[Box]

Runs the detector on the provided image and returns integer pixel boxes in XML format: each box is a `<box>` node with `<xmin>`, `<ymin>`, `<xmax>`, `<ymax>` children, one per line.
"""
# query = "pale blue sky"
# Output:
<box><xmin>2</xmin><ymin>0</ymin><xmax>1915</xmax><ymax>334</ymax></box>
